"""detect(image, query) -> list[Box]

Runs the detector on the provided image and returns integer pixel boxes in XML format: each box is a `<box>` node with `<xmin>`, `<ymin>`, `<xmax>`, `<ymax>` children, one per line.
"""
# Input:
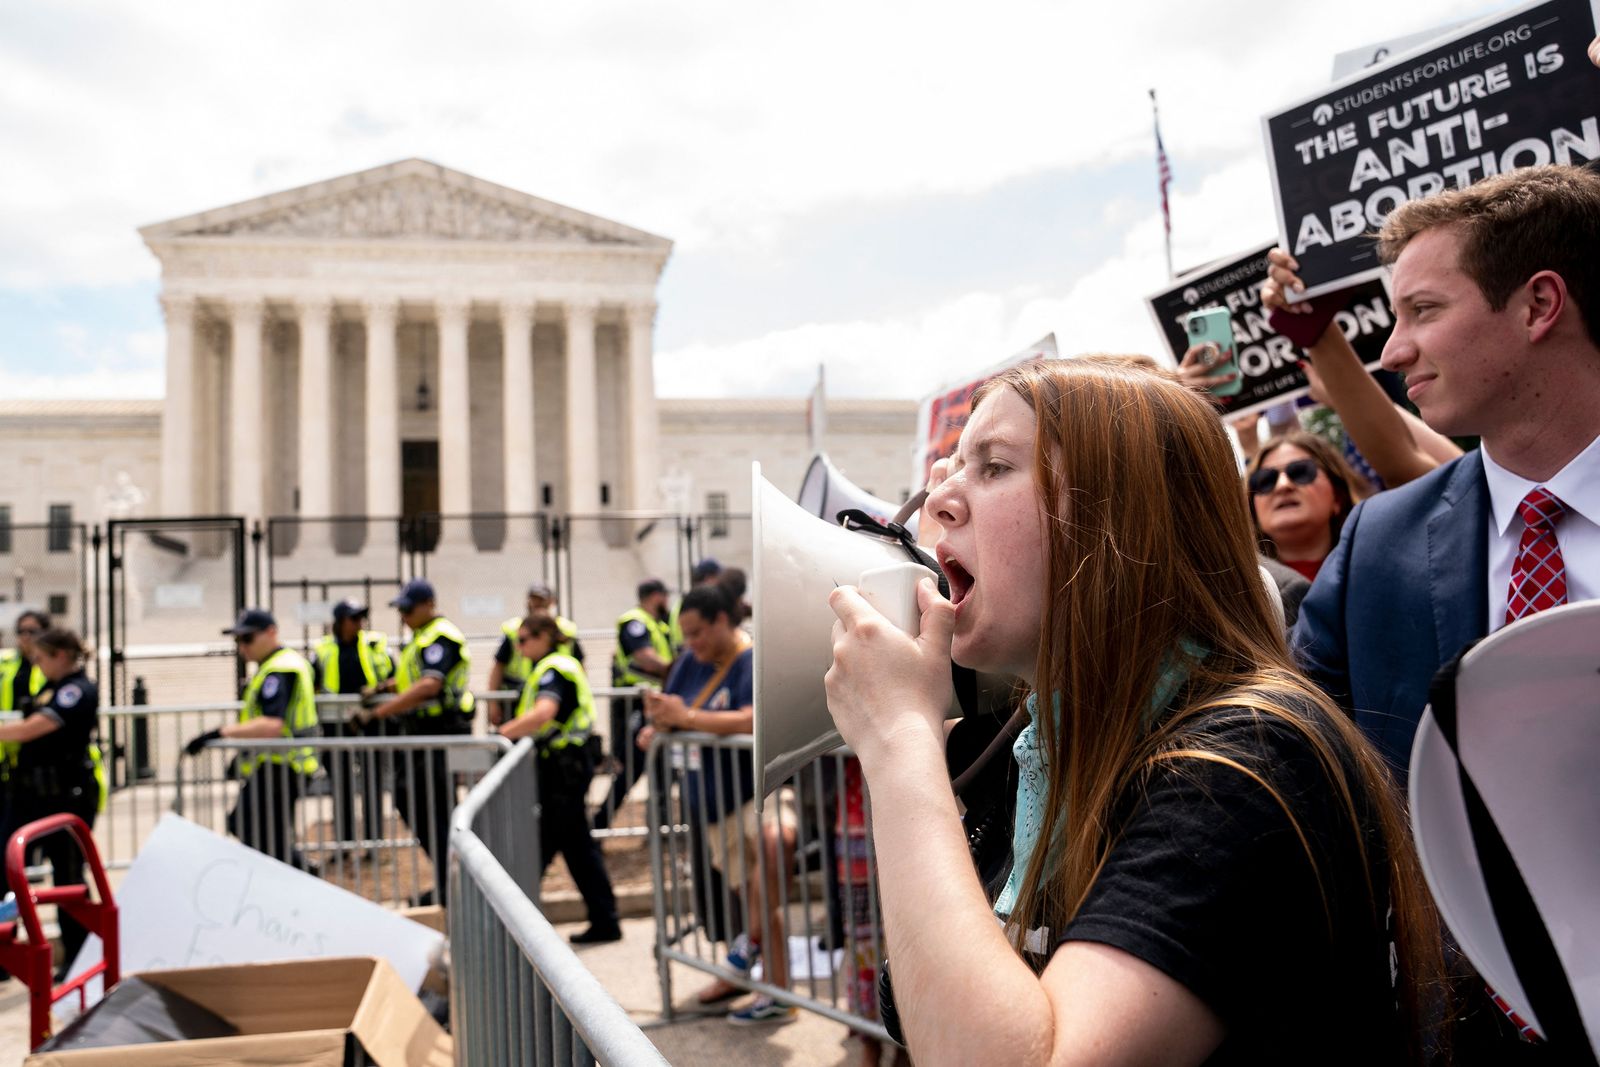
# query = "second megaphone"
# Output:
<box><xmin>751</xmin><ymin>461</ymin><xmax>944</xmax><ymax>806</ymax></box>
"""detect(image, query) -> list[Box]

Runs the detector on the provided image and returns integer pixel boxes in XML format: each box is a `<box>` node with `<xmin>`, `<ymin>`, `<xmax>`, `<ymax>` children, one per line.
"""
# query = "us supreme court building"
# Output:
<box><xmin>0</xmin><ymin>159</ymin><xmax>914</xmax><ymax>663</ymax></box>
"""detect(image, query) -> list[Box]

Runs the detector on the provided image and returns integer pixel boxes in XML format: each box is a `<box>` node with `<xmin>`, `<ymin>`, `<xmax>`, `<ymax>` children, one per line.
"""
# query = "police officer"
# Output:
<box><xmin>498</xmin><ymin>612</ymin><xmax>620</xmax><ymax>944</ymax></box>
<box><xmin>594</xmin><ymin>579</ymin><xmax>673</xmax><ymax>830</ymax></box>
<box><xmin>312</xmin><ymin>599</ymin><xmax>394</xmax><ymax>846</ymax></box>
<box><xmin>0</xmin><ymin>610</ymin><xmax>50</xmax><ymax>836</ymax></box>
<box><xmin>186</xmin><ymin>609</ymin><xmax>319</xmax><ymax>870</ymax></box>
<box><xmin>364</xmin><ymin>579</ymin><xmax>472</xmax><ymax>905</ymax></box>
<box><xmin>488</xmin><ymin>580</ymin><xmax>583</xmax><ymax>727</ymax></box>
<box><xmin>0</xmin><ymin>627</ymin><xmax>105</xmax><ymax>978</ymax></box>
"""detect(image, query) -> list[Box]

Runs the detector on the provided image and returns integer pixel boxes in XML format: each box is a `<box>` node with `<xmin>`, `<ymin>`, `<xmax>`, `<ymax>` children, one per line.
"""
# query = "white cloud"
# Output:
<box><xmin>0</xmin><ymin>0</ymin><xmax>1471</xmax><ymax>288</ymax></box>
<box><xmin>656</xmin><ymin>156</ymin><xmax>1285</xmax><ymax>396</ymax></box>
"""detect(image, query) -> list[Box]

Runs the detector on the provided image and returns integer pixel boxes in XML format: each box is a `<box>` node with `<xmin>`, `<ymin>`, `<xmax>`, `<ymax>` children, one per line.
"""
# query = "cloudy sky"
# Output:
<box><xmin>1</xmin><ymin>0</ymin><xmax>1486</xmax><ymax>401</ymax></box>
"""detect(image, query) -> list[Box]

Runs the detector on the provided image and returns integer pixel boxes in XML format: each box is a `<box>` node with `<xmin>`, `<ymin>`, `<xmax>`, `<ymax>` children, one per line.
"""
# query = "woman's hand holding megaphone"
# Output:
<box><xmin>825</xmin><ymin>576</ymin><xmax>956</xmax><ymax>769</ymax></box>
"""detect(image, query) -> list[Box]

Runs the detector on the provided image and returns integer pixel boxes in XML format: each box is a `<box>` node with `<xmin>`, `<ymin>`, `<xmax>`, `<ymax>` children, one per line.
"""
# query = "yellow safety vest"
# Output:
<box><xmin>613</xmin><ymin>607</ymin><xmax>671</xmax><ymax>688</ymax></box>
<box><xmin>668</xmin><ymin>598</ymin><xmax>684</xmax><ymax>653</ymax></box>
<box><xmin>0</xmin><ymin>652</ymin><xmax>46</xmax><ymax>770</ymax></box>
<box><xmin>512</xmin><ymin>652</ymin><xmax>595</xmax><ymax>754</ymax></box>
<box><xmin>500</xmin><ymin>615</ymin><xmax>578</xmax><ymax>686</ymax></box>
<box><xmin>395</xmin><ymin>616</ymin><xmax>475</xmax><ymax>719</ymax></box>
<box><xmin>238</xmin><ymin>647</ymin><xmax>319</xmax><ymax>776</ymax></box>
<box><xmin>312</xmin><ymin>631</ymin><xmax>394</xmax><ymax>693</ymax></box>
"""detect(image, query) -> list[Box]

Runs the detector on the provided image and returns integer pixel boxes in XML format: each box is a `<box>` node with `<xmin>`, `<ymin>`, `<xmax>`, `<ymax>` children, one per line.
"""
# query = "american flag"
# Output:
<box><xmin>1150</xmin><ymin>89</ymin><xmax>1174</xmax><ymax>279</ymax></box>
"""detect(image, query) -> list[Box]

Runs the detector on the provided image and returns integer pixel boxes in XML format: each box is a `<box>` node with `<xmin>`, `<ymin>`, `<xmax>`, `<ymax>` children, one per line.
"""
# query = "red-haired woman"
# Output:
<box><xmin>824</xmin><ymin>357</ymin><xmax>1443</xmax><ymax>1065</ymax></box>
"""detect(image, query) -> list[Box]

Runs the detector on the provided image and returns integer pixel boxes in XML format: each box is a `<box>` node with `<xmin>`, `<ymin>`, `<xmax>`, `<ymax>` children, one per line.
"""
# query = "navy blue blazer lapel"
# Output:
<box><xmin>1426</xmin><ymin>450</ymin><xmax>1490</xmax><ymax>665</ymax></box>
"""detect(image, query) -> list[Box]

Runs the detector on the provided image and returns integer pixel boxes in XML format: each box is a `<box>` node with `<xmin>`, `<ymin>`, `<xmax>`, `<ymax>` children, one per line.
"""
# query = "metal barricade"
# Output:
<box><xmin>647</xmin><ymin>731</ymin><xmax>889</xmax><ymax>1041</ymax></box>
<box><xmin>450</xmin><ymin>738</ymin><xmax>668</xmax><ymax>1067</ymax></box>
<box><xmin>173</xmin><ymin>734</ymin><xmax>511</xmax><ymax>909</ymax></box>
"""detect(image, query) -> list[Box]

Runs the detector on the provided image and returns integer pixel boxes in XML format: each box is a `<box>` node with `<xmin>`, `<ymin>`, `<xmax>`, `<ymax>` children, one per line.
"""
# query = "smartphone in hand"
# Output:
<box><xmin>1185</xmin><ymin>307</ymin><xmax>1241</xmax><ymax>397</ymax></box>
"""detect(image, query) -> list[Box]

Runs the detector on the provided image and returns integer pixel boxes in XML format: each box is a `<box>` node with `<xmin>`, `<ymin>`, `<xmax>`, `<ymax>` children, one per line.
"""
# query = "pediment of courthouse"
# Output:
<box><xmin>140</xmin><ymin>158</ymin><xmax>671</xmax><ymax>294</ymax></box>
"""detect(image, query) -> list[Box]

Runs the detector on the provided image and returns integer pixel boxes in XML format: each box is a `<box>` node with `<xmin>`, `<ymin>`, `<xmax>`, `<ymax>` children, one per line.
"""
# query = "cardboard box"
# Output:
<box><xmin>27</xmin><ymin>956</ymin><xmax>451</xmax><ymax>1067</ymax></box>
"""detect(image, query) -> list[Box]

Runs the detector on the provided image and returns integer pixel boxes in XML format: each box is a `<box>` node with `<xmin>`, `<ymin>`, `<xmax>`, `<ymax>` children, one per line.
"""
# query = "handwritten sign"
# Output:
<box><xmin>66</xmin><ymin>815</ymin><xmax>443</xmax><ymax>1006</ymax></box>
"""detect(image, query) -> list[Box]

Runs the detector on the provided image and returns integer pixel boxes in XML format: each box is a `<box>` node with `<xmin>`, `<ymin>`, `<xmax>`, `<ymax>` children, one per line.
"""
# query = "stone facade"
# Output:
<box><xmin>142</xmin><ymin>158</ymin><xmax>672</xmax><ymax>531</ymax></box>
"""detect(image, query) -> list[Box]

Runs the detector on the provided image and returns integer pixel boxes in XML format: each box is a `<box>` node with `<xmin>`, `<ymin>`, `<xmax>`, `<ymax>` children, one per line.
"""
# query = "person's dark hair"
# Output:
<box><xmin>679</xmin><ymin>585</ymin><xmax>733</xmax><ymax>626</ymax></box>
<box><xmin>1377</xmin><ymin>164</ymin><xmax>1600</xmax><ymax>348</ymax></box>
<box><xmin>519</xmin><ymin>613</ymin><xmax>564</xmax><ymax>645</ymax></box>
<box><xmin>16</xmin><ymin>610</ymin><xmax>51</xmax><ymax>634</ymax></box>
<box><xmin>33</xmin><ymin>627</ymin><xmax>87</xmax><ymax>665</ymax></box>
<box><xmin>716</xmin><ymin>568</ymin><xmax>749</xmax><ymax>623</ymax></box>
<box><xmin>1246</xmin><ymin>431</ymin><xmax>1367</xmax><ymax>559</ymax></box>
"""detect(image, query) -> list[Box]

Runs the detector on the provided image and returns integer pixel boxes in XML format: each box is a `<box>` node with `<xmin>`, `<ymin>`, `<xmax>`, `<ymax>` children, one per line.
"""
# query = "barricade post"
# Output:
<box><xmin>450</xmin><ymin>738</ymin><xmax>668</xmax><ymax>1067</ymax></box>
<box><xmin>646</xmin><ymin>730</ymin><xmax>891</xmax><ymax>1041</ymax></box>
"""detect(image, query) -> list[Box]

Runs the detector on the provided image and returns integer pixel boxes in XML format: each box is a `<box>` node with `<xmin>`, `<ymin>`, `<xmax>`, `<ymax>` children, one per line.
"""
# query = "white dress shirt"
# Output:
<box><xmin>1482</xmin><ymin>432</ymin><xmax>1600</xmax><ymax>632</ymax></box>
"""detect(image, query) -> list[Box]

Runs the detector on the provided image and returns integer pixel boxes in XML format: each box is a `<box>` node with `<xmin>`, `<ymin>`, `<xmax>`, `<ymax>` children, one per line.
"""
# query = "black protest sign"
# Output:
<box><xmin>1146</xmin><ymin>242</ymin><xmax>1395</xmax><ymax>418</ymax></box>
<box><xmin>1263</xmin><ymin>0</ymin><xmax>1600</xmax><ymax>298</ymax></box>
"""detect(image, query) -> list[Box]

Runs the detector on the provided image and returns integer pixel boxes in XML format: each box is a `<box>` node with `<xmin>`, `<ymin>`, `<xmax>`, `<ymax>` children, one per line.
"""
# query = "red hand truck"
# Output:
<box><xmin>0</xmin><ymin>814</ymin><xmax>120</xmax><ymax>1050</ymax></box>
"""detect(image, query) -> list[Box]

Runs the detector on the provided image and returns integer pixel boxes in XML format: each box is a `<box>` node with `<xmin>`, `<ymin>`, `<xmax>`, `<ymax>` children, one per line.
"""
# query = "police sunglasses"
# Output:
<box><xmin>1248</xmin><ymin>458</ymin><xmax>1322</xmax><ymax>495</ymax></box>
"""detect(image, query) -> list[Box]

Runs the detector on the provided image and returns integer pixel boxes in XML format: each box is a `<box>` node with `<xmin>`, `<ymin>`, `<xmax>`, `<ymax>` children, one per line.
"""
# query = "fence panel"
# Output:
<box><xmin>0</xmin><ymin>520</ymin><xmax>92</xmax><ymax>641</ymax></box>
<box><xmin>647</xmin><ymin>731</ymin><xmax>888</xmax><ymax>1040</ymax></box>
<box><xmin>135</xmin><ymin>731</ymin><xmax>509</xmax><ymax>911</ymax></box>
<box><xmin>450</xmin><ymin>739</ymin><xmax>668</xmax><ymax>1067</ymax></box>
<box><xmin>263</xmin><ymin>515</ymin><xmax>408</xmax><ymax>650</ymax></box>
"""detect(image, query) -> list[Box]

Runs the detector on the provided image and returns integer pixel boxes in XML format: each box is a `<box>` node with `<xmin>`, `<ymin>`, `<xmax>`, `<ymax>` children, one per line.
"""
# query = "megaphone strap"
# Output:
<box><xmin>835</xmin><ymin>506</ymin><xmax>983</xmax><ymax>718</ymax></box>
<box><xmin>1428</xmin><ymin>649</ymin><xmax>1597</xmax><ymax>1061</ymax></box>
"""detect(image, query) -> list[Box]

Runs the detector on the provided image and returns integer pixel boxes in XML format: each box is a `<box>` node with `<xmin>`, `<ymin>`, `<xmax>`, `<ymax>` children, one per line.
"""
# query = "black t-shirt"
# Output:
<box><xmin>17</xmin><ymin>670</ymin><xmax>99</xmax><ymax>781</ymax></box>
<box><xmin>334</xmin><ymin>641</ymin><xmax>365</xmax><ymax>695</ymax></box>
<box><xmin>419</xmin><ymin>636</ymin><xmax>463</xmax><ymax>682</ymax></box>
<box><xmin>494</xmin><ymin>635</ymin><xmax>515</xmax><ymax>667</ymax></box>
<box><xmin>532</xmin><ymin>665</ymin><xmax>581</xmax><ymax>729</ymax></box>
<box><xmin>1057</xmin><ymin>707</ymin><xmax>1404</xmax><ymax>1067</ymax></box>
<box><xmin>255</xmin><ymin>659</ymin><xmax>296</xmax><ymax>720</ymax></box>
<box><xmin>617</xmin><ymin>616</ymin><xmax>654</xmax><ymax>657</ymax></box>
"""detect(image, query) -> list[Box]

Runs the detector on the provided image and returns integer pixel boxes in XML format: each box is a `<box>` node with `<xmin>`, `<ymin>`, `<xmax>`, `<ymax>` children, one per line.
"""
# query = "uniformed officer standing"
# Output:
<box><xmin>488</xmin><ymin>580</ymin><xmax>583</xmax><ymax>727</ymax></box>
<box><xmin>498</xmin><ymin>612</ymin><xmax>620</xmax><ymax>943</ymax></box>
<box><xmin>0</xmin><ymin>627</ymin><xmax>104</xmax><ymax>979</ymax></box>
<box><xmin>594</xmin><ymin>579</ymin><xmax>673</xmax><ymax>830</ymax></box>
<box><xmin>0</xmin><ymin>611</ymin><xmax>50</xmax><ymax>837</ymax></box>
<box><xmin>364</xmin><ymin>579</ymin><xmax>472</xmax><ymax>905</ymax></box>
<box><xmin>186</xmin><ymin>609</ymin><xmax>320</xmax><ymax>870</ymax></box>
<box><xmin>312</xmin><ymin>599</ymin><xmax>394</xmax><ymax>847</ymax></box>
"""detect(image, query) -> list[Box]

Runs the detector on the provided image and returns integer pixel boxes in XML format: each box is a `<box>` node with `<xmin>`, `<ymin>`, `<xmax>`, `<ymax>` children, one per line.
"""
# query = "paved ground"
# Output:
<box><xmin>0</xmin><ymin>914</ymin><xmax>896</xmax><ymax>1066</ymax></box>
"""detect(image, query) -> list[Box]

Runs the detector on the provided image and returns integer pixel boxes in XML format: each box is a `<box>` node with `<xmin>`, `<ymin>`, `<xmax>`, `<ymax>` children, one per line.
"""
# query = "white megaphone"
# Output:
<box><xmin>752</xmin><ymin>461</ymin><xmax>939</xmax><ymax>804</ymax></box>
<box><xmin>797</xmin><ymin>453</ymin><xmax>919</xmax><ymax>536</ymax></box>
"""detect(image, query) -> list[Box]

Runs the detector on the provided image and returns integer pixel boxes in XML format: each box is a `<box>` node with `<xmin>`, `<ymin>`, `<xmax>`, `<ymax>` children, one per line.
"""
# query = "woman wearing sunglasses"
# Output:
<box><xmin>824</xmin><ymin>357</ymin><xmax>1441</xmax><ymax>1065</ymax></box>
<box><xmin>1246</xmin><ymin>432</ymin><xmax>1366</xmax><ymax>582</ymax></box>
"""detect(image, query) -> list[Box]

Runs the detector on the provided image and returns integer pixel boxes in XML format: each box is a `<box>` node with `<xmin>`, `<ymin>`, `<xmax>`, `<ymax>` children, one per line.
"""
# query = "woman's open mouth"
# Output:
<box><xmin>939</xmin><ymin>551</ymin><xmax>974</xmax><ymax>607</ymax></box>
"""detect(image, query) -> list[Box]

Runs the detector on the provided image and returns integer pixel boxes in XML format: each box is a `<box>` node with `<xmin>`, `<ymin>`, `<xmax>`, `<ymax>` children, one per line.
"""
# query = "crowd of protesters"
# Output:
<box><xmin>823</xmin><ymin>163</ymin><xmax>1600</xmax><ymax>1066</ymax></box>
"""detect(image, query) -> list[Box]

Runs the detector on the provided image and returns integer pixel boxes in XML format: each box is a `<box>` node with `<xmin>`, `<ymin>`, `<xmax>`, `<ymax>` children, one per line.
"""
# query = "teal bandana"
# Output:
<box><xmin>994</xmin><ymin>640</ymin><xmax>1206</xmax><ymax>920</ymax></box>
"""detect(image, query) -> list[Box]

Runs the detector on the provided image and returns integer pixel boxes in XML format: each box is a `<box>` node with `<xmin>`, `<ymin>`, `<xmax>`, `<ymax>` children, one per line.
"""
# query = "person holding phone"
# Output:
<box><xmin>823</xmin><ymin>356</ymin><xmax>1443</xmax><ymax>1064</ymax></box>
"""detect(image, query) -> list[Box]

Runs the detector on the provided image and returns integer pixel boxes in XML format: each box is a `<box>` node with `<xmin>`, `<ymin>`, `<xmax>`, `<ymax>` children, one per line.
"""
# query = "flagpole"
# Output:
<box><xmin>1150</xmin><ymin>88</ymin><xmax>1175</xmax><ymax>281</ymax></box>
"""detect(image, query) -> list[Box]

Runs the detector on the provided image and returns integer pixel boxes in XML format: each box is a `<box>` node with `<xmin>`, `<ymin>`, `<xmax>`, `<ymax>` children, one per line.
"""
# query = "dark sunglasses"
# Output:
<box><xmin>16</xmin><ymin>627</ymin><xmax>42</xmax><ymax>637</ymax></box>
<box><xmin>1248</xmin><ymin>458</ymin><xmax>1322</xmax><ymax>495</ymax></box>
<box><xmin>233</xmin><ymin>632</ymin><xmax>259</xmax><ymax>645</ymax></box>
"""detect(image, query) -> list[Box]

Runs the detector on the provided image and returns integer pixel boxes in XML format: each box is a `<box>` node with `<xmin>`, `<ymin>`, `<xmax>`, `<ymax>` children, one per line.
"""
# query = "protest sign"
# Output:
<box><xmin>1264</xmin><ymin>0</ymin><xmax>1600</xmax><ymax>299</ymax></box>
<box><xmin>66</xmin><ymin>815</ymin><xmax>444</xmax><ymax>1007</ymax></box>
<box><xmin>1146</xmin><ymin>242</ymin><xmax>1395</xmax><ymax>418</ymax></box>
<box><xmin>911</xmin><ymin>333</ymin><xmax>1057</xmax><ymax>488</ymax></box>
<box><xmin>1331</xmin><ymin>22</ymin><xmax>1466</xmax><ymax>81</ymax></box>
